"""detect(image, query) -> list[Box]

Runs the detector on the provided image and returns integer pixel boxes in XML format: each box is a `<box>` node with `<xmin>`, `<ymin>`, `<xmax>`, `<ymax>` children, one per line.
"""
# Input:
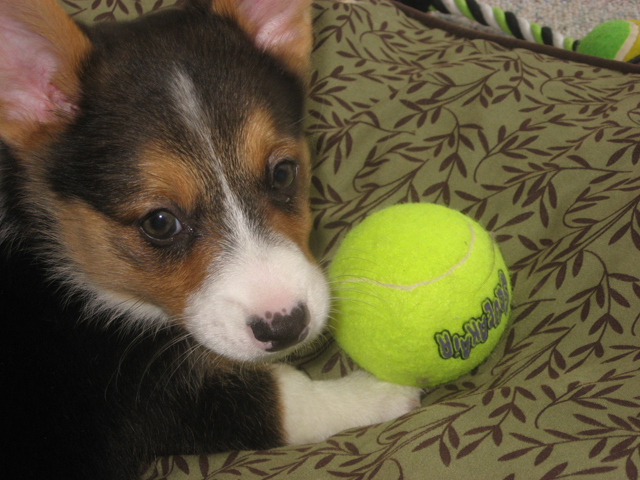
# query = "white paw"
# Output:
<box><xmin>274</xmin><ymin>365</ymin><xmax>422</xmax><ymax>445</ymax></box>
<box><xmin>345</xmin><ymin>370</ymin><xmax>422</xmax><ymax>425</ymax></box>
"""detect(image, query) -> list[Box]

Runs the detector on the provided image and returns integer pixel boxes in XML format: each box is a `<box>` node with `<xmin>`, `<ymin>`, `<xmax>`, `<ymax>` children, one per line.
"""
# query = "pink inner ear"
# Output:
<box><xmin>236</xmin><ymin>0</ymin><xmax>309</xmax><ymax>53</ymax></box>
<box><xmin>0</xmin><ymin>16</ymin><xmax>75</xmax><ymax>126</ymax></box>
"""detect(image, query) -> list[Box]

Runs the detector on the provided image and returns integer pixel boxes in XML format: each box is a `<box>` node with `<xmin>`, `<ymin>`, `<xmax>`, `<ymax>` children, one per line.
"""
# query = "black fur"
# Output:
<box><xmin>1</xmin><ymin>248</ymin><xmax>284</xmax><ymax>479</ymax></box>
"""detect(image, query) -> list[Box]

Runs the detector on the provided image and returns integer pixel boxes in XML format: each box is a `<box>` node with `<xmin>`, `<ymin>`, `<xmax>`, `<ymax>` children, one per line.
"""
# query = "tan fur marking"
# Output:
<box><xmin>51</xmin><ymin>144</ymin><xmax>220</xmax><ymax>318</ymax></box>
<box><xmin>139</xmin><ymin>145</ymin><xmax>202</xmax><ymax>214</ymax></box>
<box><xmin>267</xmin><ymin>146</ymin><xmax>314</xmax><ymax>261</ymax></box>
<box><xmin>54</xmin><ymin>200</ymin><xmax>217</xmax><ymax>318</ymax></box>
<box><xmin>242</xmin><ymin>107</ymin><xmax>289</xmax><ymax>176</ymax></box>
<box><xmin>241</xmin><ymin>108</ymin><xmax>314</xmax><ymax>258</ymax></box>
<box><xmin>267</xmin><ymin>202</ymin><xmax>313</xmax><ymax>259</ymax></box>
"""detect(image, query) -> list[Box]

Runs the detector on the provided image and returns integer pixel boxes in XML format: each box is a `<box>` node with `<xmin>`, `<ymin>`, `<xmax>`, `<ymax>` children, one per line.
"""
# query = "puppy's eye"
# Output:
<box><xmin>140</xmin><ymin>210</ymin><xmax>182</xmax><ymax>243</ymax></box>
<box><xmin>271</xmin><ymin>160</ymin><xmax>297</xmax><ymax>191</ymax></box>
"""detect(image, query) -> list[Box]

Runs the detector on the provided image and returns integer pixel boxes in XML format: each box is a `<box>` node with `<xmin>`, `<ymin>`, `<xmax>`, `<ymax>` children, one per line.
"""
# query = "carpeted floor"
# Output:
<box><xmin>434</xmin><ymin>0</ymin><xmax>640</xmax><ymax>44</ymax></box>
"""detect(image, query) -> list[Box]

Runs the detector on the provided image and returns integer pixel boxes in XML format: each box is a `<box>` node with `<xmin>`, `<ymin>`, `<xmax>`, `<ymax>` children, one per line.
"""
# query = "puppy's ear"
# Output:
<box><xmin>216</xmin><ymin>0</ymin><xmax>313</xmax><ymax>79</ymax></box>
<box><xmin>0</xmin><ymin>0</ymin><xmax>91</xmax><ymax>151</ymax></box>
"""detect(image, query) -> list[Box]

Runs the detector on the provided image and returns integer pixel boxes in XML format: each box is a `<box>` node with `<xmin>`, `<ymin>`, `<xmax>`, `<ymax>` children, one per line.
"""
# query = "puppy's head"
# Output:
<box><xmin>0</xmin><ymin>0</ymin><xmax>328</xmax><ymax>361</ymax></box>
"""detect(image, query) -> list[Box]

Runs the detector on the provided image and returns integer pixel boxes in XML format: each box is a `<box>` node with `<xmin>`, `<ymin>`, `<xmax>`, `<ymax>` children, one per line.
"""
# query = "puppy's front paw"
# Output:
<box><xmin>345</xmin><ymin>370</ymin><xmax>422</xmax><ymax>426</ymax></box>
<box><xmin>274</xmin><ymin>365</ymin><xmax>422</xmax><ymax>445</ymax></box>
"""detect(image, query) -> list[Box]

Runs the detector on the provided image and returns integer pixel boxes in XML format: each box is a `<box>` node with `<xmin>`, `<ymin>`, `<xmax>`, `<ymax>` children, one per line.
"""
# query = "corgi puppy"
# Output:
<box><xmin>0</xmin><ymin>0</ymin><xmax>421</xmax><ymax>479</ymax></box>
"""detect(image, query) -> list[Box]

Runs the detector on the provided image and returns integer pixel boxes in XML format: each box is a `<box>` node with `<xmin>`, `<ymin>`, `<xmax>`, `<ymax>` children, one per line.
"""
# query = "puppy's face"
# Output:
<box><xmin>0</xmin><ymin>0</ymin><xmax>328</xmax><ymax>361</ymax></box>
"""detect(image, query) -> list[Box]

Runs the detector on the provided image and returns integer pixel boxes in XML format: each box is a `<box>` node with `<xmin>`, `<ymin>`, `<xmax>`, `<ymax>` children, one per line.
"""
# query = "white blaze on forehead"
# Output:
<box><xmin>172</xmin><ymin>69</ymin><xmax>205</xmax><ymax>134</ymax></box>
<box><xmin>171</xmin><ymin>68</ymin><xmax>253</xmax><ymax>242</ymax></box>
<box><xmin>171</xmin><ymin>69</ymin><xmax>230</xmax><ymax>188</ymax></box>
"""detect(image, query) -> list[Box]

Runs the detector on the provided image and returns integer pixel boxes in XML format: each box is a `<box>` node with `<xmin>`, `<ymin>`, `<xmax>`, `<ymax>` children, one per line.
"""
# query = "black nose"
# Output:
<box><xmin>249</xmin><ymin>303</ymin><xmax>310</xmax><ymax>352</ymax></box>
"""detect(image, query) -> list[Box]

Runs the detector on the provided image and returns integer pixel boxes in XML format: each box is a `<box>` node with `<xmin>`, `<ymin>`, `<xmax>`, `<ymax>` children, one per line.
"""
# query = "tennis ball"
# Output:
<box><xmin>576</xmin><ymin>20</ymin><xmax>640</xmax><ymax>61</ymax></box>
<box><xmin>329</xmin><ymin>203</ymin><xmax>511</xmax><ymax>388</ymax></box>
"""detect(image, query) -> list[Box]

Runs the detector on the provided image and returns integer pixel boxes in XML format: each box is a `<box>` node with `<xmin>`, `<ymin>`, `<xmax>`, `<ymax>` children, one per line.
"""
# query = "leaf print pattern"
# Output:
<box><xmin>58</xmin><ymin>0</ymin><xmax>640</xmax><ymax>478</ymax></box>
<box><xmin>64</xmin><ymin>0</ymin><xmax>184</xmax><ymax>22</ymax></box>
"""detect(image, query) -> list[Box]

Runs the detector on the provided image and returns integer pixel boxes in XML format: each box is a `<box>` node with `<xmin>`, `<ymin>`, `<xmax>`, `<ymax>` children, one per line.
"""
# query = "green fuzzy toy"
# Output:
<box><xmin>329</xmin><ymin>203</ymin><xmax>512</xmax><ymax>388</ymax></box>
<box><xmin>576</xmin><ymin>20</ymin><xmax>640</xmax><ymax>61</ymax></box>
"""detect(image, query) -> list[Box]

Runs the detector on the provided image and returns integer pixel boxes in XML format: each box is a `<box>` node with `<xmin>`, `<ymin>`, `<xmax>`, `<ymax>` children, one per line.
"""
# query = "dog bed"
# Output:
<box><xmin>65</xmin><ymin>1</ymin><xmax>640</xmax><ymax>478</ymax></box>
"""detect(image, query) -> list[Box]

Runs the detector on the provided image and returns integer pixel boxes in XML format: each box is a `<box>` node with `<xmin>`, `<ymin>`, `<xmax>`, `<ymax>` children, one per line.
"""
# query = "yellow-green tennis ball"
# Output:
<box><xmin>576</xmin><ymin>20</ymin><xmax>640</xmax><ymax>61</ymax></box>
<box><xmin>329</xmin><ymin>203</ymin><xmax>511</xmax><ymax>388</ymax></box>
